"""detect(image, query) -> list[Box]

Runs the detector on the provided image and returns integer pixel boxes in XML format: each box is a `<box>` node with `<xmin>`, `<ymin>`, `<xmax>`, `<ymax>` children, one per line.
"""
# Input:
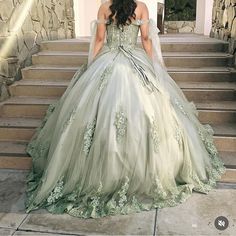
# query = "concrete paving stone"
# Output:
<box><xmin>13</xmin><ymin>229</ymin><xmax>73</xmax><ymax>235</ymax></box>
<box><xmin>19</xmin><ymin>208</ymin><xmax>156</xmax><ymax>235</ymax></box>
<box><xmin>156</xmin><ymin>189</ymin><xmax>236</xmax><ymax>235</ymax></box>
<box><xmin>0</xmin><ymin>227</ymin><xmax>15</xmax><ymax>236</ymax></box>
<box><xmin>217</xmin><ymin>182</ymin><xmax>236</xmax><ymax>189</ymax></box>
<box><xmin>0</xmin><ymin>170</ymin><xmax>28</xmax><ymax>229</ymax></box>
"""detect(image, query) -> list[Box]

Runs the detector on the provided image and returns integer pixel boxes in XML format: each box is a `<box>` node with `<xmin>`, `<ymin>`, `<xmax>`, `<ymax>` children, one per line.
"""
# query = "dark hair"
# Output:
<box><xmin>108</xmin><ymin>0</ymin><xmax>137</xmax><ymax>28</ymax></box>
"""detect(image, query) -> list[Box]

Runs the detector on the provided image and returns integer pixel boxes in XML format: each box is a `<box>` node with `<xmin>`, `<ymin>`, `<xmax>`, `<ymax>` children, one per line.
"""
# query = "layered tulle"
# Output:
<box><xmin>25</xmin><ymin>19</ymin><xmax>226</xmax><ymax>218</ymax></box>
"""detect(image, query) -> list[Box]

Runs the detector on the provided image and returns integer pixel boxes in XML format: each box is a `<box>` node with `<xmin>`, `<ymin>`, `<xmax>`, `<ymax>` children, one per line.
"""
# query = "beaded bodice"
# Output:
<box><xmin>105</xmin><ymin>20</ymin><xmax>144</xmax><ymax>50</ymax></box>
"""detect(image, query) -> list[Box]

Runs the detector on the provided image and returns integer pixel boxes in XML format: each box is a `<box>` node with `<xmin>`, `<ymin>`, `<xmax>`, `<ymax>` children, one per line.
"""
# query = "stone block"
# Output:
<box><xmin>0</xmin><ymin>170</ymin><xmax>28</xmax><ymax>229</ymax></box>
<box><xmin>156</xmin><ymin>189</ymin><xmax>236</xmax><ymax>235</ymax></box>
<box><xmin>20</xmin><ymin>209</ymin><xmax>156</xmax><ymax>235</ymax></box>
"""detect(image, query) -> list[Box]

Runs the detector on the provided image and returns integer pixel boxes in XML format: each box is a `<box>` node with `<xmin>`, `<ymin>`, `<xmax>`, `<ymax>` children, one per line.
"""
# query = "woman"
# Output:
<box><xmin>25</xmin><ymin>0</ymin><xmax>226</xmax><ymax>218</ymax></box>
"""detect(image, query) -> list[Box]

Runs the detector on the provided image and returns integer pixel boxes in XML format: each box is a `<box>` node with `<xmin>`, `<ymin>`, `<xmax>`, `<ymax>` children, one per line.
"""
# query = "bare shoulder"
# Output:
<box><xmin>98</xmin><ymin>1</ymin><xmax>111</xmax><ymax>18</ymax></box>
<box><xmin>99</xmin><ymin>1</ymin><xmax>111</xmax><ymax>10</ymax></box>
<box><xmin>136</xmin><ymin>1</ymin><xmax>148</xmax><ymax>9</ymax></box>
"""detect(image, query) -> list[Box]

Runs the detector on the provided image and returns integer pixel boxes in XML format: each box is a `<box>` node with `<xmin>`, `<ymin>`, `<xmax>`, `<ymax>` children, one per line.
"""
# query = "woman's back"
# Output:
<box><xmin>106</xmin><ymin>20</ymin><xmax>144</xmax><ymax>50</ymax></box>
<box><xmin>93</xmin><ymin>0</ymin><xmax>152</xmax><ymax>58</ymax></box>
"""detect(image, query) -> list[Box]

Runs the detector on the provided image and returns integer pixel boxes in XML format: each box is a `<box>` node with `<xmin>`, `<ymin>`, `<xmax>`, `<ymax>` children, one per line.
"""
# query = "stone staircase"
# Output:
<box><xmin>0</xmin><ymin>34</ymin><xmax>236</xmax><ymax>184</ymax></box>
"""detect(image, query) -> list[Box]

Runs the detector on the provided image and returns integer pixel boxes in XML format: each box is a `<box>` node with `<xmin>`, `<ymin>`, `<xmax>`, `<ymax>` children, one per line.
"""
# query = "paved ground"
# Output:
<box><xmin>0</xmin><ymin>170</ymin><xmax>235</xmax><ymax>236</ymax></box>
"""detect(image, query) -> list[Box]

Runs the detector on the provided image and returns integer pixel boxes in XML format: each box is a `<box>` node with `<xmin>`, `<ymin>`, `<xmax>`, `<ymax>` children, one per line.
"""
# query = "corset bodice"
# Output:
<box><xmin>106</xmin><ymin>20</ymin><xmax>143</xmax><ymax>49</ymax></box>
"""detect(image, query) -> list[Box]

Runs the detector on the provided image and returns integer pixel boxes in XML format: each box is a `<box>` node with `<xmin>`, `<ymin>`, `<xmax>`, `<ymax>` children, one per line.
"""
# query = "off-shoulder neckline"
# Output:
<box><xmin>96</xmin><ymin>19</ymin><xmax>150</xmax><ymax>26</ymax></box>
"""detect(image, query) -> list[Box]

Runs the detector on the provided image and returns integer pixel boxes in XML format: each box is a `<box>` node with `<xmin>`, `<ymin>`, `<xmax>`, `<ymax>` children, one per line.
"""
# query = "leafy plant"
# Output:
<box><xmin>165</xmin><ymin>0</ymin><xmax>196</xmax><ymax>21</ymax></box>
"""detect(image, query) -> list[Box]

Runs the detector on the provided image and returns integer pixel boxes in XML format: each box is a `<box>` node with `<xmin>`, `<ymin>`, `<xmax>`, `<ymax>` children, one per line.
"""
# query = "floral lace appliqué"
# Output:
<box><xmin>174</xmin><ymin>98</ymin><xmax>188</xmax><ymax>116</ymax></box>
<box><xmin>114</xmin><ymin>109</ymin><xmax>127</xmax><ymax>142</ymax></box>
<box><xmin>47</xmin><ymin>176</ymin><xmax>64</xmax><ymax>204</ymax></box>
<box><xmin>175</xmin><ymin>125</ymin><xmax>182</xmax><ymax>145</ymax></box>
<box><xmin>83</xmin><ymin>118</ymin><xmax>96</xmax><ymax>156</ymax></box>
<box><xmin>117</xmin><ymin>176</ymin><xmax>130</xmax><ymax>208</ymax></box>
<box><xmin>99</xmin><ymin>64</ymin><xmax>113</xmax><ymax>90</ymax></box>
<box><xmin>150</xmin><ymin>118</ymin><xmax>160</xmax><ymax>153</ymax></box>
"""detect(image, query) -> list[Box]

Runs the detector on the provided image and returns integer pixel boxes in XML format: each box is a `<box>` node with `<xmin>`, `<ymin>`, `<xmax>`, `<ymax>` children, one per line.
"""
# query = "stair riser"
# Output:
<box><xmin>221</xmin><ymin>156</ymin><xmax>236</xmax><ymax>168</ymax></box>
<box><xmin>165</xmin><ymin>57</ymin><xmax>231</xmax><ymax>68</ymax></box>
<box><xmin>0</xmin><ymin>156</ymin><xmax>234</xmax><ymax>183</ymax></box>
<box><xmin>1</xmin><ymin>125</ymin><xmax>235</xmax><ymax>153</ymax></box>
<box><xmin>169</xmin><ymin>72</ymin><xmax>234</xmax><ymax>82</ymax></box>
<box><xmin>9</xmin><ymin>85</ymin><xmax>236</xmax><ymax>102</ymax></box>
<box><xmin>0</xmin><ymin>128</ymin><xmax>35</xmax><ymax>142</ymax></box>
<box><xmin>1</xmin><ymin>103</ymin><xmax>236</xmax><ymax>124</ymax></box>
<box><xmin>1</xmin><ymin>105</ymin><xmax>48</xmax><ymax>118</ymax></box>
<box><xmin>22</xmin><ymin>69</ymin><xmax>76</xmax><ymax>80</ymax></box>
<box><xmin>40</xmin><ymin>42</ymin><xmax>228</xmax><ymax>53</ymax></box>
<box><xmin>32</xmin><ymin>55</ymin><xmax>231</xmax><ymax>67</ymax></box>
<box><xmin>0</xmin><ymin>156</ymin><xmax>31</xmax><ymax>170</ymax></box>
<box><xmin>220</xmin><ymin>152</ymin><xmax>236</xmax><ymax>168</ymax></box>
<box><xmin>214</xmin><ymin>136</ymin><xmax>236</xmax><ymax>152</ymax></box>
<box><xmin>198</xmin><ymin>111</ymin><xmax>236</xmax><ymax>124</ymax></box>
<box><xmin>32</xmin><ymin>55</ymin><xmax>88</xmax><ymax>66</ymax></box>
<box><xmin>184</xmin><ymin>90</ymin><xmax>235</xmax><ymax>101</ymax></box>
<box><xmin>219</xmin><ymin>169</ymin><xmax>236</xmax><ymax>183</ymax></box>
<box><xmin>9</xmin><ymin>85</ymin><xmax>67</xmax><ymax>97</ymax></box>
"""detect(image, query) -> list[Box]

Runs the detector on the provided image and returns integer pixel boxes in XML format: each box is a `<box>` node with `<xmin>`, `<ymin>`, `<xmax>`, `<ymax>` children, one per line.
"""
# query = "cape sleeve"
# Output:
<box><xmin>143</xmin><ymin>18</ymin><xmax>199</xmax><ymax>116</ymax></box>
<box><xmin>148</xmin><ymin>19</ymin><xmax>166</xmax><ymax>69</ymax></box>
<box><xmin>87</xmin><ymin>19</ymin><xmax>107</xmax><ymax>67</ymax></box>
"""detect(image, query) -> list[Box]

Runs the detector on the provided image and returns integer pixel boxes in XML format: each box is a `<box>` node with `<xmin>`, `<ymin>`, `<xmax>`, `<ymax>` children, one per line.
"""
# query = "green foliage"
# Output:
<box><xmin>165</xmin><ymin>0</ymin><xmax>196</xmax><ymax>21</ymax></box>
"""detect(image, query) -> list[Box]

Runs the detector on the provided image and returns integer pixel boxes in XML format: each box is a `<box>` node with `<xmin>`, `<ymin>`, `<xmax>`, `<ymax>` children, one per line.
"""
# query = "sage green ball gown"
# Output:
<box><xmin>25</xmin><ymin>19</ymin><xmax>226</xmax><ymax>218</ymax></box>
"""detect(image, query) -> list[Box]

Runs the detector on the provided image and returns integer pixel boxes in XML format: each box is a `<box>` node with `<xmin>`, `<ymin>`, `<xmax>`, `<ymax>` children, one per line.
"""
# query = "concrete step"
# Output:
<box><xmin>220</xmin><ymin>151</ymin><xmax>236</xmax><ymax>168</ymax></box>
<box><xmin>168</xmin><ymin>68</ymin><xmax>236</xmax><ymax>82</ymax></box>
<box><xmin>0</xmin><ymin>111</ymin><xmax>235</xmax><ymax>152</ymax></box>
<box><xmin>164</xmin><ymin>52</ymin><xmax>233</xmax><ymax>68</ymax></box>
<box><xmin>0</xmin><ymin>97</ymin><xmax>236</xmax><ymax>151</ymax></box>
<box><xmin>177</xmin><ymin>81</ymin><xmax>236</xmax><ymax>90</ymax></box>
<box><xmin>183</xmin><ymin>89</ymin><xmax>235</xmax><ymax>102</ymax></box>
<box><xmin>40</xmin><ymin>38</ymin><xmax>228</xmax><ymax>53</ymax></box>
<box><xmin>22</xmin><ymin>65</ymin><xmax>236</xmax><ymax>83</ymax></box>
<box><xmin>219</xmin><ymin>168</ymin><xmax>236</xmax><ymax>183</ymax></box>
<box><xmin>32</xmin><ymin>51</ymin><xmax>233</xmax><ymax>67</ymax></box>
<box><xmin>0</xmin><ymin>141</ymin><xmax>234</xmax><ymax>184</ymax></box>
<box><xmin>0</xmin><ymin>97</ymin><xmax>58</xmax><ymax>118</ymax></box>
<box><xmin>0</xmin><ymin>118</ymin><xmax>41</xmax><ymax>141</ymax></box>
<box><xmin>9</xmin><ymin>80</ymin><xmax>236</xmax><ymax>101</ymax></box>
<box><xmin>1</xmin><ymin>97</ymin><xmax>236</xmax><ymax>122</ymax></box>
<box><xmin>9</xmin><ymin>80</ymin><xmax>69</xmax><ymax>97</ymax></box>
<box><xmin>0</xmin><ymin>141</ymin><xmax>31</xmax><ymax>170</ymax></box>
<box><xmin>212</xmin><ymin>123</ymin><xmax>236</xmax><ymax>152</ymax></box>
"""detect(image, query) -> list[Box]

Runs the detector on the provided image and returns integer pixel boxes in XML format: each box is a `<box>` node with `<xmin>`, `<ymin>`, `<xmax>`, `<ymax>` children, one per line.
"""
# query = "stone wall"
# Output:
<box><xmin>211</xmin><ymin>0</ymin><xmax>236</xmax><ymax>66</ymax></box>
<box><xmin>164</xmin><ymin>21</ymin><xmax>196</xmax><ymax>33</ymax></box>
<box><xmin>0</xmin><ymin>0</ymin><xmax>74</xmax><ymax>102</ymax></box>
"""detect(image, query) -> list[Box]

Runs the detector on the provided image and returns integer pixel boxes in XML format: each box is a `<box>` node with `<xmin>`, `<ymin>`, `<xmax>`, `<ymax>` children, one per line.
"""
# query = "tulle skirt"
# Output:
<box><xmin>25</xmin><ymin>45</ymin><xmax>226</xmax><ymax>218</ymax></box>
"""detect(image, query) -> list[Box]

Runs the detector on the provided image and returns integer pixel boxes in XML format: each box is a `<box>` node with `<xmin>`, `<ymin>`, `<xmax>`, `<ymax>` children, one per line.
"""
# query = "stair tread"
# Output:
<box><xmin>23</xmin><ymin>64</ymin><xmax>235</xmax><ymax>73</ymax></box>
<box><xmin>22</xmin><ymin>65</ymin><xmax>80</xmax><ymax>70</ymax></box>
<box><xmin>13</xmin><ymin>80</ymin><xmax>69</xmax><ymax>86</ymax></box>
<box><xmin>168</xmin><ymin>67</ymin><xmax>234</xmax><ymax>72</ymax></box>
<box><xmin>195</xmin><ymin>101</ymin><xmax>236</xmax><ymax>110</ymax></box>
<box><xmin>211</xmin><ymin>123</ymin><xmax>236</xmax><ymax>137</ymax></box>
<box><xmin>14</xmin><ymin>80</ymin><xmax>236</xmax><ymax>90</ymax></box>
<box><xmin>0</xmin><ymin>117</ymin><xmax>41</xmax><ymax>128</ymax></box>
<box><xmin>34</xmin><ymin>51</ymin><xmax>232</xmax><ymax>58</ymax></box>
<box><xmin>1</xmin><ymin>96</ymin><xmax>58</xmax><ymax>105</ymax></box>
<box><xmin>42</xmin><ymin>35</ymin><xmax>228</xmax><ymax>44</ymax></box>
<box><xmin>2</xmin><ymin>96</ymin><xmax>236</xmax><ymax>110</ymax></box>
<box><xmin>177</xmin><ymin>81</ymin><xmax>236</xmax><ymax>90</ymax></box>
